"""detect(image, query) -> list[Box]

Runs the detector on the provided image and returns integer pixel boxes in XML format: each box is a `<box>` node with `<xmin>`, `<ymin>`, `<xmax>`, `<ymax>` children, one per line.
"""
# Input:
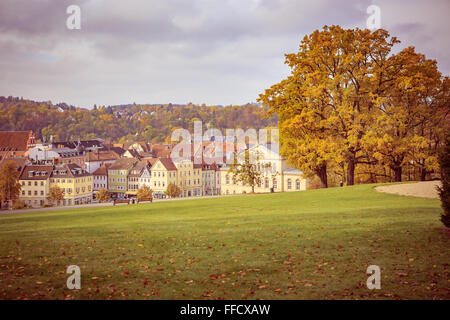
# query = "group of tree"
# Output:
<box><xmin>0</xmin><ymin>96</ymin><xmax>277</xmax><ymax>144</ymax></box>
<box><xmin>259</xmin><ymin>26</ymin><xmax>449</xmax><ymax>187</ymax></box>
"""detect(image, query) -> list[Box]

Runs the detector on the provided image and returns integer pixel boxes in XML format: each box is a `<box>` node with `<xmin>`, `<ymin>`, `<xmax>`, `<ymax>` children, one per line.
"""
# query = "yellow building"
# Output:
<box><xmin>150</xmin><ymin>158</ymin><xmax>177</xmax><ymax>198</ymax></box>
<box><xmin>19</xmin><ymin>165</ymin><xmax>52</xmax><ymax>207</ymax></box>
<box><xmin>173</xmin><ymin>159</ymin><xmax>202</xmax><ymax>197</ymax></box>
<box><xmin>220</xmin><ymin>144</ymin><xmax>308</xmax><ymax>195</ymax></box>
<box><xmin>50</xmin><ymin>164</ymin><xmax>93</xmax><ymax>206</ymax></box>
<box><xmin>108</xmin><ymin>158</ymin><xmax>137</xmax><ymax>198</ymax></box>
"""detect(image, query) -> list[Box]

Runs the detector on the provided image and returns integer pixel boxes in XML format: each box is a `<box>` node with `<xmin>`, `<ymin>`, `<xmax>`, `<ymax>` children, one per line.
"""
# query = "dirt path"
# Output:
<box><xmin>375</xmin><ymin>181</ymin><xmax>441</xmax><ymax>199</ymax></box>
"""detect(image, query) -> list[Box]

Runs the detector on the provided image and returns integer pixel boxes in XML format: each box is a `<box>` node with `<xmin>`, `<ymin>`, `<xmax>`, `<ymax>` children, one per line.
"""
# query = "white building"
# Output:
<box><xmin>92</xmin><ymin>164</ymin><xmax>109</xmax><ymax>192</ymax></box>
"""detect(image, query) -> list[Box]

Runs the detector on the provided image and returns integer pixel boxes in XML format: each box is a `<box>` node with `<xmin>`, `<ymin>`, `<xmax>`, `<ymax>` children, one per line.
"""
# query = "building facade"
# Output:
<box><xmin>220</xmin><ymin>144</ymin><xmax>308</xmax><ymax>195</ymax></box>
<box><xmin>50</xmin><ymin>164</ymin><xmax>93</xmax><ymax>205</ymax></box>
<box><xmin>19</xmin><ymin>165</ymin><xmax>52</xmax><ymax>207</ymax></box>
<box><xmin>150</xmin><ymin>158</ymin><xmax>177</xmax><ymax>198</ymax></box>
<box><xmin>108</xmin><ymin>158</ymin><xmax>137</xmax><ymax>198</ymax></box>
<box><xmin>92</xmin><ymin>164</ymin><xmax>109</xmax><ymax>192</ymax></box>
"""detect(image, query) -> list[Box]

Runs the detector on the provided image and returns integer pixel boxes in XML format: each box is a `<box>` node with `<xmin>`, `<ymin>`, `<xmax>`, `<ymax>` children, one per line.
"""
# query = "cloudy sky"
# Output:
<box><xmin>0</xmin><ymin>0</ymin><xmax>449</xmax><ymax>108</ymax></box>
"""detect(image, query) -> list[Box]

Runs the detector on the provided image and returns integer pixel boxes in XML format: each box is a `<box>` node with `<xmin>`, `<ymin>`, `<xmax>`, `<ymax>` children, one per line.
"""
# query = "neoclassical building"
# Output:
<box><xmin>220</xmin><ymin>144</ymin><xmax>307</xmax><ymax>195</ymax></box>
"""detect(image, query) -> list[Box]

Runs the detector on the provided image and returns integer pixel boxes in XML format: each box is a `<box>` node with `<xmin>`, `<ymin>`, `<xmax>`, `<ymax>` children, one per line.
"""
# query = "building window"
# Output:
<box><xmin>287</xmin><ymin>179</ymin><xmax>292</xmax><ymax>190</ymax></box>
<box><xmin>265</xmin><ymin>178</ymin><xmax>269</xmax><ymax>188</ymax></box>
<box><xmin>296</xmin><ymin>179</ymin><xmax>301</xmax><ymax>190</ymax></box>
<box><xmin>273</xmin><ymin>179</ymin><xmax>277</xmax><ymax>189</ymax></box>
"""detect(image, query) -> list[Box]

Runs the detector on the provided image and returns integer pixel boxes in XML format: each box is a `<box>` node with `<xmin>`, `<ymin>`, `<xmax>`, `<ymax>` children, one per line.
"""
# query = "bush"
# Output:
<box><xmin>137</xmin><ymin>185</ymin><xmax>153</xmax><ymax>202</ymax></box>
<box><xmin>12</xmin><ymin>200</ymin><xmax>27</xmax><ymax>210</ymax></box>
<box><xmin>165</xmin><ymin>183</ymin><xmax>181</xmax><ymax>198</ymax></box>
<box><xmin>95</xmin><ymin>188</ymin><xmax>110</xmax><ymax>203</ymax></box>
<box><xmin>438</xmin><ymin>132</ymin><xmax>450</xmax><ymax>227</ymax></box>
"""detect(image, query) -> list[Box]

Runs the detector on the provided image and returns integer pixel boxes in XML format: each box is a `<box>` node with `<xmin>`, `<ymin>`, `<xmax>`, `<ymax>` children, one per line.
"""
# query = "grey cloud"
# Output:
<box><xmin>0</xmin><ymin>0</ymin><xmax>448</xmax><ymax>107</ymax></box>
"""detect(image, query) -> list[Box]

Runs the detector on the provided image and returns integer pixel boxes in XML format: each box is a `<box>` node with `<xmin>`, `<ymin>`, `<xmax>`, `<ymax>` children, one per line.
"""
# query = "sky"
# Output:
<box><xmin>0</xmin><ymin>0</ymin><xmax>449</xmax><ymax>108</ymax></box>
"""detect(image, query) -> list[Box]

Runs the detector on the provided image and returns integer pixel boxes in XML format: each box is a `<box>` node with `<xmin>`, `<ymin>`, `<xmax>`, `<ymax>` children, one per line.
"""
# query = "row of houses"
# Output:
<box><xmin>0</xmin><ymin>131</ymin><xmax>308</xmax><ymax>208</ymax></box>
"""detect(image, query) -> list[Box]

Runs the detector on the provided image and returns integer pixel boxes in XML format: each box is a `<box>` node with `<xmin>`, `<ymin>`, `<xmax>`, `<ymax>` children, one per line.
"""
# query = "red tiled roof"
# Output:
<box><xmin>0</xmin><ymin>131</ymin><xmax>33</xmax><ymax>151</ymax></box>
<box><xmin>86</xmin><ymin>150</ymin><xmax>120</xmax><ymax>162</ymax></box>
<box><xmin>51</xmin><ymin>163</ymin><xmax>91</xmax><ymax>178</ymax></box>
<box><xmin>20</xmin><ymin>165</ymin><xmax>53</xmax><ymax>180</ymax></box>
<box><xmin>92</xmin><ymin>163</ymin><xmax>110</xmax><ymax>176</ymax></box>
<box><xmin>157</xmin><ymin>158</ymin><xmax>177</xmax><ymax>171</ymax></box>
<box><xmin>108</xmin><ymin>158</ymin><xmax>137</xmax><ymax>170</ymax></box>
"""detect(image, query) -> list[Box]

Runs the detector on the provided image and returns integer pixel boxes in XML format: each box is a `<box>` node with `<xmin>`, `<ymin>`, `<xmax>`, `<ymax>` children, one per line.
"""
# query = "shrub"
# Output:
<box><xmin>165</xmin><ymin>183</ymin><xmax>180</xmax><ymax>198</ymax></box>
<box><xmin>438</xmin><ymin>132</ymin><xmax>450</xmax><ymax>227</ymax></box>
<box><xmin>12</xmin><ymin>200</ymin><xmax>27</xmax><ymax>210</ymax></box>
<box><xmin>95</xmin><ymin>188</ymin><xmax>110</xmax><ymax>203</ymax></box>
<box><xmin>137</xmin><ymin>185</ymin><xmax>153</xmax><ymax>201</ymax></box>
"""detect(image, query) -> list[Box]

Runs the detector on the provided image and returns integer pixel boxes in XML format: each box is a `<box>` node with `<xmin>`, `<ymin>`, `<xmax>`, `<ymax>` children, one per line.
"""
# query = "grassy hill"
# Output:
<box><xmin>0</xmin><ymin>184</ymin><xmax>447</xmax><ymax>299</ymax></box>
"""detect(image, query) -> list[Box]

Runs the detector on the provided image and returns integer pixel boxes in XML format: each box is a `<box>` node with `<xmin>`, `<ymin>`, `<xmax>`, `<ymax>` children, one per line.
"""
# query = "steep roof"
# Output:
<box><xmin>128</xmin><ymin>160</ymin><xmax>149</xmax><ymax>177</ymax></box>
<box><xmin>108</xmin><ymin>158</ymin><xmax>137</xmax><ymax>170</ymax></box>
<box><xmin>51</xmin><ymin>163</ymin><xmax>91</xmax><ymax>178</ymax></box>
<box><xmin>0</xmin><ymin>131</ymin><xmax>33</xmax><ymax>151</ymax></box>
<box><xmin>20</xmin><ymin>165</ymin><xmax>53</xmax><ymax>180</ymax></box>
<box><xmin>86</xmin><ymin>150</ymin><xmax>120</xmax><ymax>162</ymax></box>
<box><xmin>92</xmin><ymin>163</ymin><xmax>110</xmax><ymax>176</ymax></box>
<box><xmin>106</xmin><ymin>146</ymin><xmax>126</xmax><ymax>155</ymax></box>
<box><xmin>124</xmin><ymin>149</ymin><xmax>141</xmax><ymax>159</ymax></box>
<box><xmin>157</xmin><ymin>158</ymin><xmax>177</xmax><ymax>171</ymax></box>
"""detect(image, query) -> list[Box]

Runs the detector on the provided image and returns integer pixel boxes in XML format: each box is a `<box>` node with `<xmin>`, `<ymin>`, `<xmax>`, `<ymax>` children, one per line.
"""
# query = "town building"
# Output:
<box><xmin>220</xmin><ymin>144</ymin><xmax>307</xmax><ymax>195</ymax></box>
<box><xmin>92</xmin><ymin>164</ymin><xmax>109</xmax><ymax>192</ymax></box>
<box><xmin>18</xmin><ymin>165</ymin><xmax>52</xmax><ymax>207</ymax></box>
<box><xmin>85</xmin><ymin>150</ymin><xmax>121</xmax><ymax>173</ymax></box>
<box><xmin>126</xmin><ymin>160</ymin><xmax>150</xmax><ymax>197</ymax></box>
<box><xmin>173</xmin><ymin>159</ymin><xmax>202</xmax><ymax>197</ymax></box>
<box><xmin>107</xmin><ymin>158</ymin><xmax>137</xmax><ymax>198</ymax></box>
<box><xmin>50</xmin><ymin>164</ymin><xmax>93</xmax><ymax>206</ymax></box>
<box><xmin>150</xmin><ymin>158</ymin><xmax>178</xmax><ymax>198</ymax></box>
<box><xmin>138</xmin><ymin>160</ymin><xmax>154</xmax><ymax>190</ymax></box>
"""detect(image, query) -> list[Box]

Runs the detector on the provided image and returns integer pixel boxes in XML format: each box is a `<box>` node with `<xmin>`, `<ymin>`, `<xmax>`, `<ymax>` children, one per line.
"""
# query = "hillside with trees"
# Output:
<box><xmin>0</xmin><ymin>96</ymin><xmax>277</xmax><ymax>143</ymax></box>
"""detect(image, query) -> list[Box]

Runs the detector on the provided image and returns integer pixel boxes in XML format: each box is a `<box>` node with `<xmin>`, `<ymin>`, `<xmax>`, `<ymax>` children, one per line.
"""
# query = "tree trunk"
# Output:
<box><xmin>251</xmin><ymin>185</ymin><xmax>255</xmax><ymax>193</ymax></box>
<box><xmin>316</xmin><ymin>164</ymin><xmax>328</xmax><ymax>188</ymax></box>
<box><xmin>393</xmin><ymin>166</ymin><xmax>402</xmax><ymax>182</ymax></box>
<box><xmin>420</xmin><ymin>167</ymin><xmax>427</xmax><ymax>181</ymax></box>
<box><xmin>347</xmin><ymin>159</ymin><xmax>355</xmax><ymax>186</ymax></box>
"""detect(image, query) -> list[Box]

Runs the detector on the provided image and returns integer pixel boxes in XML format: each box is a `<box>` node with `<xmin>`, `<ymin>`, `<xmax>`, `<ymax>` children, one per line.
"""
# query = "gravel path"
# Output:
<box><xmin>375</xmin><ymin>181</ymin><xmax>441</xmax><ymax>199</ymax></box>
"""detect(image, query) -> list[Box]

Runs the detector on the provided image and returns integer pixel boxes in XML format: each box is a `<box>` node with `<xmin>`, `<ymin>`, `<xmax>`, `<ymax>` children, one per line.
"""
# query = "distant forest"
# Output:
<box><xmin>0</xmin><ymin>96</ymin><xmax>278</xmax><ymax>143</ymax></box>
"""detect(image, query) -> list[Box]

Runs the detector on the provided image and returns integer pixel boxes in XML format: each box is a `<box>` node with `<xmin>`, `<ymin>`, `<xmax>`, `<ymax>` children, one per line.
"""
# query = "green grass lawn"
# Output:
<box><xmin>0</xmin><ymin>184</ymin><xmax>448</xmax><ymax>300</ymax></box>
